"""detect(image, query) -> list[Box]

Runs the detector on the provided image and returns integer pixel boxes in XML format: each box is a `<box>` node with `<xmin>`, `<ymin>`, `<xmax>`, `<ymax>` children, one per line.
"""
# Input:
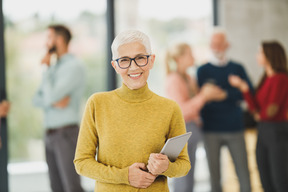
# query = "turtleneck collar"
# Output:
<box><xmin>115</xmin><ymin>83</ymin><xmax>153</xmax><ymax>103</ymax></box>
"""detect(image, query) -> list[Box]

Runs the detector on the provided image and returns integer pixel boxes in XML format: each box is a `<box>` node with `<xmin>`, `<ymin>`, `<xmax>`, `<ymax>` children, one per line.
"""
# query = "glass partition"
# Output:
<box><xmin>4</xmin><ymin>0</ymin><xmax>107</xmax><ymax>191</ymax></box>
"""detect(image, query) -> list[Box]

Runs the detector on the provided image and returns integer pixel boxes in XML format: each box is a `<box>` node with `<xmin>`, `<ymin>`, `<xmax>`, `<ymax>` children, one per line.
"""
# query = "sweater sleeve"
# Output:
<box><xmin>42</xmin><ymin>64</ymin><xmax>85</xmax><ymax>107</ymax></box>
<box><xmin>165</xmin><ymin>74</ymin><xmax>205</xmax><ymax>122</ymax></box>
<box><xmin>258</xmin><ymin>76</ymin><xmax>286</xmax><ymax>119</ymax></box>
<box><xmin>33</xmin><ymin>63</ymin><xmax>85</xmax><ymax>108</ymax></box>
<box><xmin>243</xmin><ymin>90</ymin><xmax>258</xmax><ymax>113</ymax></box>
<box><xmin>74</xmin><ymin>96</ymin><xmax>130</xmax><ymax>185</ymax></box>
<box><xmin>161</xmin><ymin>103</ymin><xmax>191</xmax><ymax>178</ymax></box>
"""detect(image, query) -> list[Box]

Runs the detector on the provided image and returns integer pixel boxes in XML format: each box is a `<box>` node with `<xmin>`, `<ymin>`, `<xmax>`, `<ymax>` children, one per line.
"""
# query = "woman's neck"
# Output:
<box><xmin>177</xmin><ymin>65</ymin><xmax>187</xmax><ymax>77</ymax></box>
<box><xmin>265</xmin><ymin>65</ymin><xmax>275</xmax><ymax>77</ymax></box>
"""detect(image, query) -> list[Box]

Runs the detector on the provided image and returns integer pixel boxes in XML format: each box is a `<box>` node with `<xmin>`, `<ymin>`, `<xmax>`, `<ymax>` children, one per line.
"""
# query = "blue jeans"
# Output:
<box><xmin>203</xmin><ymin>132</ymin><xmax>251</xmax><ymax>192</ymax></box>
<box><xmin>172</xmin><ymin>122</ymin><xmax>202</xmax><ymax>192</ymax></box>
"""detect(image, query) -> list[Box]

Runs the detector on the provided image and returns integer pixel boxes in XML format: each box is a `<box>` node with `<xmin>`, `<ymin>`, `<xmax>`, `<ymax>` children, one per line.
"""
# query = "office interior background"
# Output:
<box><xmin>1</xmin><ymin>0</ymin><xmax>288</xmax><ymax>191</ymax></box>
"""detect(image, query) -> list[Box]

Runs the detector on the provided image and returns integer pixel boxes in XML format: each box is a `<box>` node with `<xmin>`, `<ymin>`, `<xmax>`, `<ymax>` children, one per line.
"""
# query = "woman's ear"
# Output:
<box><xmin>149</xmin><ymin>54</ymin><xmax>156</xmax><ymax>69</ymax></box>
<box><xmin>111</xmin><ymin>61</ymin><xmax>119</xmax><ymax>74</ymax></box>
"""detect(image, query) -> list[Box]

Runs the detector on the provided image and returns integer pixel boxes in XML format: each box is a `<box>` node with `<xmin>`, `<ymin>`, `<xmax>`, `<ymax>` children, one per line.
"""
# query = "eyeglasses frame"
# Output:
<box><xmin>113</xmin><ymin>55</ymin><xmax>151</xmax><ymax>69</ymax></box>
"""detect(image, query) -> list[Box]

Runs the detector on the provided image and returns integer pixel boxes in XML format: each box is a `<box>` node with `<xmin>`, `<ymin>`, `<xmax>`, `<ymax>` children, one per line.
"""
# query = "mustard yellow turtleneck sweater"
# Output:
<box><xmin>74</xmin><ymin>83</ymin><xmax>191</xmax><ymax>192</ymax></box>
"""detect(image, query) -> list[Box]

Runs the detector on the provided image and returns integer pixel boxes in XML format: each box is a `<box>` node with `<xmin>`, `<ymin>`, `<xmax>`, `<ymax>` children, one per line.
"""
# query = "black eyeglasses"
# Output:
<box><xmin>114</xmin><ymin>55</ymin><xmax>151</xmax><ymax>69</ymax></box>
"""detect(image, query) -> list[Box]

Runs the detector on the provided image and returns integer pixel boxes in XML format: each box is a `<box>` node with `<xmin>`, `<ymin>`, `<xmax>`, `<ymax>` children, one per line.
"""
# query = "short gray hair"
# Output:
<box><xmin>210</xmin><ymin>27</ymin><xmax>228</xmax><ymax>41</ymax></box>
<box><xmin>111</xmin><ymin>29</ymin><xmax>152</xmax><ymax>60</ymax></box>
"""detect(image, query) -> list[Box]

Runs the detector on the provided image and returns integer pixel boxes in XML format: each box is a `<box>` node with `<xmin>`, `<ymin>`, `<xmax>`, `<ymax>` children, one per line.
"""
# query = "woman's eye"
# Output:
<box><xmin>119</xmin><ymin>58</ymin><xmax>130</xmax><ymax>62</ymax></box>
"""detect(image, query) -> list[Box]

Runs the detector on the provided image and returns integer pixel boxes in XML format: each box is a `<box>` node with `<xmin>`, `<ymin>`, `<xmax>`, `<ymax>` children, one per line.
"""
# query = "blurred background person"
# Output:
<box><xmin>197</xmin><ymin>28</ymin><xmax>253</xmax><ymax>192</ymax></box>
<box><xmin>33</xmin><ymin>24</ymin><xmax>85</xmax><ymax>192</ymax></box>
<box><xmin>229</xmin><ymin>41</ymin><xmax>288</xmax><ymax>192</ymax></box>
<box><xmin>164</xmin><ymin>42</ymin><xmax>226</xmax><ymax>192</ymax></box>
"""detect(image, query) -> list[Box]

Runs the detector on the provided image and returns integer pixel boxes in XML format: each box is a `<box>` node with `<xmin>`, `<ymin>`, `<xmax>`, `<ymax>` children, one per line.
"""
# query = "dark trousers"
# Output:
<box><xmin>203</xmin><ymin>132</ymin><xmax>251</xmax><ymax>192</ymax></box>
<box><xmin>45</xmin><ymin>125</ymin><xmax>84</xmax><ymax>192</ymax></box>
<box><xmin>256</xmin><ymin>122</ymin><xmax>288</xmax><ymax>192</ymax></box>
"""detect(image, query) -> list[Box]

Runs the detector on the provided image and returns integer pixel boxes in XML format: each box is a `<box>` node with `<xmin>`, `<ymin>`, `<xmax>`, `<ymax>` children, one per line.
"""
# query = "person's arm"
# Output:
<box><xmin>165</xmin><ymin>75</ymin><xmax>205</xmax><ymax>122</ymax></box>
<box><xmin>74</xmin><ymin>96</ymin><xmax>130</xmax><ymax>184</ymax></box>
<box><xmin>258</xmin><ymin>77</ymin><xmax>286</xmax><ymax>120</ymax></box>
<box><xmin>225</xmin><ymin>65</ymin><xmax>254</xmax><ymax>104</ymax></box>
<box><xmin>42</xmin><ymin>63</ymin><xmax>84</xmax><ymax>107</ymax></box>
<box><xmin>242</xmin><ymin>90</ymin><xmax>259</xmax><ymax>113</ymax></box>
<box><xmin>33</xmin><ymin>63</ymin><xmax>84</xmax><ymax>108</ymax></box>
<box><xmin>229</xmin><ymin>74</ymin><xmax>259</xmax><ymax>114</ymax></box>
<box><xmin>160</xmin><ymin>103</ymin><xmax>191</xmax><ymax>178</ymax></box>
<box><xmin>32</xmin><ymin>52</ymin><xmax>54</xmax><ymax>108</ymax></box>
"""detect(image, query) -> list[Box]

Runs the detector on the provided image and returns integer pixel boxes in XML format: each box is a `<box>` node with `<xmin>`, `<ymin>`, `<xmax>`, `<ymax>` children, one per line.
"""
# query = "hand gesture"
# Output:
<box><xmin>41</xmin><ymin>52</ymin><xmax>52</xmax><ymax>66</ymax></box>
<box><xmin>128</xmin><ymin>163</ymin><xmax>156</xmax><ymax>188</ymax></box>
<box><xmin>147</xmin><ymin>153</ymin><xmax>169</xmax><ymax>176</ymax></box>
<box><xmin>200</xmin><ymin>83</ymin><xmax>227</xmax><ymax>102</ymax></box>
<box><xmin>228</xmin><ymin>75</ymin><xmax>249</xmax><ymax>92</ymax></box>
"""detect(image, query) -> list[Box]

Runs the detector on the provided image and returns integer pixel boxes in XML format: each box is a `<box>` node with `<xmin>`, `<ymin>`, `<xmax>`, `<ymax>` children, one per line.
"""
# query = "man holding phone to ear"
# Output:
<box><xmin>33</xmin><ymin>24</ymin><xmax>85</xmax><ymax>192</ymax></box>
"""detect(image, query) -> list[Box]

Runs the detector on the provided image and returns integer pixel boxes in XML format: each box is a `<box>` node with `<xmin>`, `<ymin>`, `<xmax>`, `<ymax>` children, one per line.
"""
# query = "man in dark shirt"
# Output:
<box><xmin>197</xmin><ymin>28</ymin><xmax>253</xmax><ymax>192</ymax></box>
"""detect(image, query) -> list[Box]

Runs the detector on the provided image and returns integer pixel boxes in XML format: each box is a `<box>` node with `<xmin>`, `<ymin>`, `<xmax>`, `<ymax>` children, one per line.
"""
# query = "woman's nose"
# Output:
<box><xmin>129</xmin><ymin>59</ymin><xmax>139</xmax><ymax>69</ymax></box>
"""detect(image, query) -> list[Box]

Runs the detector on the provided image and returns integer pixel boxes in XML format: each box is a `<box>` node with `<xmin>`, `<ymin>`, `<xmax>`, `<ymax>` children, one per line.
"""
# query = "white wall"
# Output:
<box><xmin>219</xmin><ymin>0</ymin><xmax>288</xmax><ymax>85</ymax></box>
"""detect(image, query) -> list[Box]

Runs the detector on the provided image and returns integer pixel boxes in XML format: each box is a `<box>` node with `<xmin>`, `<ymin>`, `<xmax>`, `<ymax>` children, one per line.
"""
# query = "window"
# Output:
<box><xmin>4</xmin><ymin>0</ymin><xmax>106</xmax><ymax>191</ymax></box>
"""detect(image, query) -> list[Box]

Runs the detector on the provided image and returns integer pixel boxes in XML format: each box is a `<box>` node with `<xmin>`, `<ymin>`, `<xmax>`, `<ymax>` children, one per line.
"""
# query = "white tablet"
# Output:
<box><xmin>160</xmin><ymin>132</ymin><xmax>192</xmax><ymax>161</ymax></box>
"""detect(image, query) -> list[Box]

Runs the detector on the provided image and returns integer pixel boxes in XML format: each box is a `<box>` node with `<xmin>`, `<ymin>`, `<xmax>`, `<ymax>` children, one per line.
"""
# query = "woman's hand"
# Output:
<box><xmin>228</xmin><ymin>75</ymin><xmax>249</xmax><ymax>92</ymax></box>
<box><xmin>147</xmin><ymin>153</ymin><xmax>169</xmax><ymax>176</ymax></box>
<box><xmin>200</xmin><ymin>83</ymin><xmax>227</xmax><ymax>102</ymax></box>
<box><xmin>128</xmin><ymin>163</ymin><xmax>156</xmax><ymax>189</ymax></box>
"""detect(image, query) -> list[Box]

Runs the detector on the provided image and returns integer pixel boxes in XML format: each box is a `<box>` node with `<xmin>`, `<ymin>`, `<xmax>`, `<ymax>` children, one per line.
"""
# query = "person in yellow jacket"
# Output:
<box><xmin>74</xmin><ymin>29</ymin><xmax>191</xmax><ymax>192</ymax></box>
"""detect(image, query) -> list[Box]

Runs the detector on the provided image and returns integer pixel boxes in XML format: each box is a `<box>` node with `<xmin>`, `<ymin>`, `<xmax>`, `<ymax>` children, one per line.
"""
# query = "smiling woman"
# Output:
<box><xmin>110</xmin><ymin>30</ymin><xmax>156</xmax><ymax>90</ymax></box>
<box><xmin>74</xmin><ymin>29</ymin><xmax>191</xmax><ymax>192</ymax></box>
<box><xmin>3</xmin><ymin>0</ymin><xmax>213</xmax><ymax>191</ymax></box>
<box><xmin>112</xmin><ymin>43</ymin><xmax>155</xmax><ymax>90</ymax></box>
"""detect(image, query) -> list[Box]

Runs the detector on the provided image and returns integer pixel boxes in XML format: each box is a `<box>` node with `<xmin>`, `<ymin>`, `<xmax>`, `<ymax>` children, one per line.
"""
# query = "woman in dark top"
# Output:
<box><xmin>229</xmin><ymin>41</ymin><xmax>288</xmax><ymax>192</ymax></box>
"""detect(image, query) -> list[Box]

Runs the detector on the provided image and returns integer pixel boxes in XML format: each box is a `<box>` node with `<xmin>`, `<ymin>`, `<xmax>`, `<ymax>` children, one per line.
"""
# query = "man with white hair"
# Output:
<box><xmin>197</xmin><ymin>28</ymin><xmax>253</xmax><ymax>192</ymax></box>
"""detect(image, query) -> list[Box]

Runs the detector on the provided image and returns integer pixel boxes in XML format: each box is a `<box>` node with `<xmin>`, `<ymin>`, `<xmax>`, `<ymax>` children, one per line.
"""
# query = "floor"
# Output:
<box><xmin>222</xmin><ymin>129</ymin><xmax>263</xmax><ymax>192</ymax></box>
<box><xmin>8</xmin><ymin>129</ymin><xmax>263</xmax><ymax>192</ymax></box>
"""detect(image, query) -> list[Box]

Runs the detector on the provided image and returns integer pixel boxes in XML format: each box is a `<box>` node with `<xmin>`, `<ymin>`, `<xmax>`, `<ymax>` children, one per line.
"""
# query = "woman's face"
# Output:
<box><xmin>112</xmin><ymin>42</ymin><xmax>155</xmax><ymax>90</ymax></box>
<box><xmin>257</xmin><ymin>46</ymin><xmax>269</xmax><ymax>67</ymax></box>
<box><xmin>178</xmin><ymin>47</ymin><xmax>195</xmax><ymax>69</ymax></box>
